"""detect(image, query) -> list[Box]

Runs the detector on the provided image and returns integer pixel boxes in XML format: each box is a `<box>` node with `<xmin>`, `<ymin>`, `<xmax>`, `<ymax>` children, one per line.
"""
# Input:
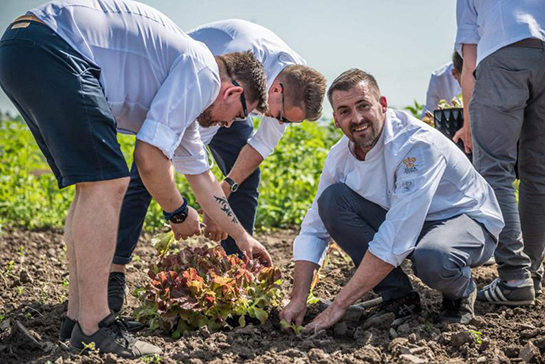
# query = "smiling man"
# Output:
<box><xmin>279</xmin><ymin>69</ymin><xmax>505</xmax><ymax>331</ymax></box>
<box><xmin>0</xmin><ymin>0</ymin><xmax>270</xmax><ymax>358</ymax></box>
<box><xmin>107</xmin><ymin>19</ymin><xmax>326</xmax><ymax>315</ymax></box>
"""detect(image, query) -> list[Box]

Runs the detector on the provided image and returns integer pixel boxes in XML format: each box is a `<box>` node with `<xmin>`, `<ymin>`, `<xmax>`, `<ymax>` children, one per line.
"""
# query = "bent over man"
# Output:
<box><xmin>108</xmin><ymin>19</ymin><xmax>326</xmax><ymax>314</ymax></box>
<box><xmin>0</xmin><ymin>0</ymin><xmax>271</xmax><ymax>357</ymax></box>
<box><xmin>280</xmin><ymin>69</ymin><xmax>504</xmax><ymax>331</ymax></box>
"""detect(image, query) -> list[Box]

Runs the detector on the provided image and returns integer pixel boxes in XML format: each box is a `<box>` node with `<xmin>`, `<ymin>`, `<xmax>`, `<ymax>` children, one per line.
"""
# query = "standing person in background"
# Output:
<box><xmin>108</xmin><ymin>19</ymin><xmax>327</xmax><ymax>315</ymax></box>
<box><xmin>456</xmin><ymin>0</ymin><xmax>545</xmax><ymax>305</ymax></box>
<box><xmin>0</xmin><ymin>0</ymin><xmax>271</xmax><ymax>357</ymax></box>
<box><xmin>421</xmin><ymin>52</ymin><xmax>463</xmax><ymax>118</ymax></box>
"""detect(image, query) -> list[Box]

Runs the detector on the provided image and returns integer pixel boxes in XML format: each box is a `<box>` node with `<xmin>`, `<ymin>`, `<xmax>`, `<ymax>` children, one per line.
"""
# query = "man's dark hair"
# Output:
<box><xmin>452</xmin><ymin>51</ymin><xmax>463</xmax><ymax>75</ymax></box>
<box><xmin>216</xmin><ymin>51</ymin><xmax>268</xmax><ymax>113</ymax></box>
<box><xmin>279</xmin><ymin>65</ymin><xmax>327</xmax><ymax>121</ymax></box>
<box><xmin>327</xmin><ymin>68</ymin><xmax>380</xmax><ymax>107</ymax></box>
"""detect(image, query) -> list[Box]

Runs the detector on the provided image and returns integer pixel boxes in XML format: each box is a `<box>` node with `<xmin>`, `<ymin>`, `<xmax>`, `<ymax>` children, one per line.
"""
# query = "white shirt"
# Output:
<box><xmin>30</xmin><ymin>0</ymin><xmax>221</xmax><ymax>174</ymax></box>
<box><xmin>421</xmin><ymin>63</ymin><xmax>461</xmax><ymax>117</ymax></box>
<box><xmin>456</xmin><ymin>0</ymin><xmax>545</xmax><ymax>65</ymax></box>
<box><xmin>293</xmin><ymin>109</ymin><xmax>504</xmax><ymax>267</ymax></box>
<box><xmin>188</xmin><ymin>19</ymin><xmax>306</xmax><ymax>157</ymax></box>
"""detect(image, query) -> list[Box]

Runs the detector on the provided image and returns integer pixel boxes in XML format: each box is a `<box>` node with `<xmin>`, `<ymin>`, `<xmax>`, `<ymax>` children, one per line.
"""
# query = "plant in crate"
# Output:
<box><xmin>134</xmin><ymin>231</ymin><xmax>282</xmax><ymax>338</ymax></box>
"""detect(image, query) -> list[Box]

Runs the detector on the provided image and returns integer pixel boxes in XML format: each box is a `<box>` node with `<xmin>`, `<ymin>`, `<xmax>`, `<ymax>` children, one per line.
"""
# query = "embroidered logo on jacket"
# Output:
<box><xmin>402</xmin><ymin>157</ymin><xmax>418</xmax><ymax>174</ymax></box>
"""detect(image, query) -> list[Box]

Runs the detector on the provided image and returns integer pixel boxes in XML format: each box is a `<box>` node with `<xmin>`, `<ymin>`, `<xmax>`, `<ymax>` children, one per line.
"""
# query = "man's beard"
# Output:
<box><xmin>197</xmin><ymin>107</ymin><xmax>215</xmax><ymax>128</ymax></box>
<box><xmin>352</xmin><ymin>122</ymin><xmax>382</xmax><ymax>150</ymax></box>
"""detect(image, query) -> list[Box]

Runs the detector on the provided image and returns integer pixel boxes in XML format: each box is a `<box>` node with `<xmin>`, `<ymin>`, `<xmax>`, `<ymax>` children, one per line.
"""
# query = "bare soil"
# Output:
<box><xmin>1</xmin><ymin>228</ymin><xmax>545</xmax><ymax>364</ymax></box>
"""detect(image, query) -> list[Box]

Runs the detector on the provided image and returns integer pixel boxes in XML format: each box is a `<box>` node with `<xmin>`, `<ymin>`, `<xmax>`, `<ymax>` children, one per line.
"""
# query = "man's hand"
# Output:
<box><xmin>236</xmin><ymin>235</ymin><xmax>273</xmax><ymax>266</ymax></box>
<box><xmin>453</xmin><ymin>125</ymin><xmax>473</xmax><ymax>154</ymax></box>
<box><xmin>202</xmin><ymin>212</ymin><xmax>228</xmax><ymax>242</ymax></box>
<box><xmin>171</xmin><ymin>206</ymin><xmax>201</xmax><ymax>241</ymax></box>
<box><xmin>279</xmin><ymin>298</ymin><xmax>307</xmax><ymax>329</ymax></box>
<box><xmin>305</xmin><ymin>301</ymin><xmax>347</xmax><ymax>332</ymax></box>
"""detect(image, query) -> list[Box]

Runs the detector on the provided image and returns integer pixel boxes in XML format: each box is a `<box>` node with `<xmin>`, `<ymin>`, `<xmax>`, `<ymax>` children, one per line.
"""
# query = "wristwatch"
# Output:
<box><xmin>223</xmin><ymin>177</ymin><xmax>239</xmax><ymax>193</ymax></box>
<box><xmin>163</xmin><ymin>198</ymin><xmax>188</xmax><ymax>224</ymax></box>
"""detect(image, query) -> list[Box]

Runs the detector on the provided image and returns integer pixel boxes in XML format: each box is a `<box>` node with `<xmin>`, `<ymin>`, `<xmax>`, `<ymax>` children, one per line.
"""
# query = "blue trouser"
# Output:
<box><xmin>317</xmin><ymin>183</ymin><xmax>496</xmax><ymax>300</ymax></box>
<box><xmin>113</xmin><ymin>118</ymin><xmax>259</xmax><ymax>264</ymax></box>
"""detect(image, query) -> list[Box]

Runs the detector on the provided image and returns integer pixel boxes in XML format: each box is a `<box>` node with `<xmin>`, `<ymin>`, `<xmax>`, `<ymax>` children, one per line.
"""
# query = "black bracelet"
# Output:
<box><xmin>163</xmin><ymin>198</ymin><xmax>188</xmax><ymax>221</ymax></box>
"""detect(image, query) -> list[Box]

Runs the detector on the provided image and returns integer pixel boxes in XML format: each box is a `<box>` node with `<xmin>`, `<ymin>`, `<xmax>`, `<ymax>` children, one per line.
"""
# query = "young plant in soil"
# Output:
<box><xmin>134</xmin><ymin>231</ymin><xmax>282</xmax><ymax>338</ymax></box>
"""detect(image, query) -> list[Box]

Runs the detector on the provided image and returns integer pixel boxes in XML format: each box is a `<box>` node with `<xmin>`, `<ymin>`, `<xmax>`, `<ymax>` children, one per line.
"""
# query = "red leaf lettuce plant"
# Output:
<box><xmin>134</xmin><ymin>231</ymin><xmax>282</xmax><ymax>338</ymax></box>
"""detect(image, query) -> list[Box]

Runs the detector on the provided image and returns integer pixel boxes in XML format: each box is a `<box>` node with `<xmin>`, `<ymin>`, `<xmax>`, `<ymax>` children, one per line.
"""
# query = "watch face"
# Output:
<box><xmin>170</xmin><ymin>211</ymin><xmax>188</xmax><ymax>224</ymax></box>
<box><xmin>231</xmin><ymin>183</ymin><xmax>239</xmax><ymax>192</ymax></box>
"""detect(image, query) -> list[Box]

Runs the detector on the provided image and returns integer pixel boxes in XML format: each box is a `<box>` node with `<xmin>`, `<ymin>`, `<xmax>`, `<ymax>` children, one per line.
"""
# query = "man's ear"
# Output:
<box><xmin>333</xmin><ymin>113</ymin><xmax>340</xmax><ymax>128</ymax></box>
<box><xmin>222</xmin><ymin>84</ymin><xmax>243</xmax><ymax>101</ymax></box>
<box><xmin>379</xmin><ymin>96</ymin><xmax>388</xmax><ymax>112</ymax></box>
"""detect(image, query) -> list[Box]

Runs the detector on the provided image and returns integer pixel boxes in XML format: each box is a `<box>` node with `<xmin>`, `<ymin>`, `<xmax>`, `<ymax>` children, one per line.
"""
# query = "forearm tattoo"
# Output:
<box><xmin>214</xmin><ymin>195</ymin><xmax>239</xmax><ymax>224</ymax></box>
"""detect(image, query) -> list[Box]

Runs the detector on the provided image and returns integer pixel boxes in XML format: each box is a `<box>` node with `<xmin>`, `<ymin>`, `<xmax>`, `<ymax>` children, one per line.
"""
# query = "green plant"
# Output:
<box><xmin>280</xmin><ymin>318</ymin><xmax>303</xmax><ymax>334</ymax></box>
<box><xmin>470</xmin><ymin>329</ymin><xmax>483</xmax><ymax>345</ymax></box>
<box><xmin>142</xmin><ymin>354</ymin><xmax>163</xmax><ymax>364</ymax></box>
<box><xmin>134</xmin><ymin>231</ymin><xmax>282</xmax><ymax>337</ymax></box>
<box><xmin>24</xmin><ymin>312</ymin><xmax>31</xmax><ymax>320</ymax></box>
<box><xmin>403</xmin><ymin>100</ymin><xmax>425</xmax><ymax>119</ymax></box>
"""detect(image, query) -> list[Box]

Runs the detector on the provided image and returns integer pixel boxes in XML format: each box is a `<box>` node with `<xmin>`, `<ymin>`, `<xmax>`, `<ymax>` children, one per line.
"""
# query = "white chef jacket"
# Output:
<box><xmin>456</xmin><ymin>0</ymin><xmax>545</xmax><ymax>65</ymax></box>
<box><xmin>293</xmin><ymin>109</ymin><xmax>504</xmax><ymax>267</ymax></box>
<box><xmin>421</xmin><ymin>62</ymin><xmax>461</xmax><ymax>117</ymax></box>
<box><xmin>188</xmin><ymin>19</ymin><xmax>306</xmax><ymax>157</ymax></box>
<box><xmin>30</xmin><ymin>0</ymin><xmax>221</xmax><ymax>174</ymax></box>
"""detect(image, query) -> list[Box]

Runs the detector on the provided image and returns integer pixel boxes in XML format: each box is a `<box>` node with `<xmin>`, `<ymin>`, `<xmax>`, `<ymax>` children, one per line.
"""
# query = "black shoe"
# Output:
<box><xmin>69</xmin><ymin>313</ymin><xmax>161</xmax><ymax>358</ymax></box>
<box><xmin>532</xmin><ymin>274</ymin><xmax>542</xmax><ymax>298</ymax></box>
<box><xmin>364</xmin><ymin>291</ymin><xmax>422</xmax><ymax>328</ymax></box>
<box><xmin>477</xmin><ymin>278</ymin><xmax>535</xmax><ymax>306</ymax></box>
<box><xmin>439</xmin><ymin>288</ymin><xmax>476</xmax><ymax>324</ymax></box>
<box><xmin>108</xmin><ymin>272</ymin><xmax>126</xmax><ymax>315</ymax></box>
<box><xmin>59</xmin><ymin>315</ymin><xmax>76</xmax><ymax>341</ymax></box>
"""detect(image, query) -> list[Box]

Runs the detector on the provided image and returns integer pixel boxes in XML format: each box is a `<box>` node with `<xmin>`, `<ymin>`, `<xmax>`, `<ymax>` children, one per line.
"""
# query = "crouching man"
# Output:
<box><xmin>280</xmin><ymin>69</ymin><xmax>505</xmax><ymax>331</ymax></box>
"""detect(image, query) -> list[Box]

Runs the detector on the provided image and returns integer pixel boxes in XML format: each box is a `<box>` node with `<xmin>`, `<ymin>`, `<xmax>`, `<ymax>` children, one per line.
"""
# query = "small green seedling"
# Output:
<box><xmin>18</xmin><ymin>245</ymin><xmax>25</xmax><ymax>258</ymax></box>
<box><xmin>80</xmin><ymin>341</ymin><xmax>100</xmax><ymax>355</ymax></box>
<box><xmin>469</xmin><ymin>330</ymin><xmax>483</xmax><ymax>345</ymax></box>
<box><xmin>24</xmin><ymin>312</ymin><xmax>31</xmax><ymax>320</ymax></box>
<box><xmin>280</xmin><ymin>319</ymin><xmax>304</xmax><ymax>334</ymax></box>
<box><xmin>16</xmin><ymin>287</ymin><xmax>23</xmax><ymax>295</ymax></box>
<box><xmin>142</xmin><ymin>354</ymin><xmax>163</xmax><ymax>363</ymax></box>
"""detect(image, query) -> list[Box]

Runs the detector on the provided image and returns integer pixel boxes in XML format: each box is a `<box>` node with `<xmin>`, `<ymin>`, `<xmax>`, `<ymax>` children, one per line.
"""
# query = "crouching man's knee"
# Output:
<box><xmin>318</xmin><ymin>183</ymin><xmax>353</xmax><ymax>229</ymax></box>
<box><xmin>412</xmin><ymin>248</ymin><xmax>471</xmax><ymax>298</ymax></box>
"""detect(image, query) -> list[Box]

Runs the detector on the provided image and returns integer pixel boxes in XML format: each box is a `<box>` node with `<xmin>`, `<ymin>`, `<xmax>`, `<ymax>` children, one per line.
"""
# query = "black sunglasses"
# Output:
<box><xmin>232</xmin><ymin>80</ymin><xmax>248</xmax><ymax>118</ymax></box>
<box><xmin>278</xmin><ymin>83</ymin><xmax>303</xmax><ymax>124</ymax></box>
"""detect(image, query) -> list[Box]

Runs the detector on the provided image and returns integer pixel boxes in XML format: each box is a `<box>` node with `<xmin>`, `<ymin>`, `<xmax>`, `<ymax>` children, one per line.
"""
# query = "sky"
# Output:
<box><xmin>0</xmin><ymin>0</ymin><xmax>458</xmax><ymax>118</ymax></box>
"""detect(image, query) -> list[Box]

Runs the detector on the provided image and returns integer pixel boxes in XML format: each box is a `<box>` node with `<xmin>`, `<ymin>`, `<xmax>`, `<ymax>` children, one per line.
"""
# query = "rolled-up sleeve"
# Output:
<box><xmin>368</xmin><ymin>142</ymin><xmax>447</xmax><ymax>267</ymax></box>
<box><xmin>247</xmin><ymin>116</ymin><xmax>288</xmax><ymax>159</ymax></box>
<box><xmin>293</xmin><ymin>162</ymin><xmax>336</xmax><ymax>266</ymax></box>
<box><xmin>455</xmin><ymin>0</ymin><xmax>480</xmax><ymax>56</ymax></box>
<box><xmin>171</xmin><ymin>121</ymin><xmax>210</xmax><ymax>175</ymax></box>
<box><xmin>136</xmin><ymin>55</ymin><xmax>220</xmax><ymax>160</ymax></box>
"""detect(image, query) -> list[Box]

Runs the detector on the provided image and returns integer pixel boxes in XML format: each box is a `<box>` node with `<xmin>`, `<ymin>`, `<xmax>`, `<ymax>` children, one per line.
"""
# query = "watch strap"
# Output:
<box><xmin>163</xmin><ymin>198</ymin><xmax>188</xmax><ymax>221</ymax></box>
<box><xmin>224</xmin><ymin>177</ymin><xmax>239</xmax><ymax>192</ymax></box>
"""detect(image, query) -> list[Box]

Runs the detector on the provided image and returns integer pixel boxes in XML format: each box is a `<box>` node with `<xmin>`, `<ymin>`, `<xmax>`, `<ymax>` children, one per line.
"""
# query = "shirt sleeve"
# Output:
<box><xmin>293</xmin><ymin>161</ymin><xmax>336</xmax><ymax>266</ymax></box>
<box><xmin>368</xmin><ymin>142</ymin><xmax>447</xmax><ymax>267</ymax></box>
<box><xmin>422</xmin><ymin>74</ymin><xmax>441</xmax><ymax>116</ymax></box>
<box><xmin>247</xmin><ymin>116</ymin><xmax>288</xmax><ymax>159</ymax></box>
<box><xmin>171</xmin><ymin>121</ymin><xmax>211</xmax><ymax>175</ymax></box>
<box><xmin>455</xmin><ymin>0</ymin><xmax>480</xmax><ymax>56</ymax></box>
<box><xmin>136</xmin><ymin>55</ymin><xmax>220</xmax><ymax>160</ymax></box>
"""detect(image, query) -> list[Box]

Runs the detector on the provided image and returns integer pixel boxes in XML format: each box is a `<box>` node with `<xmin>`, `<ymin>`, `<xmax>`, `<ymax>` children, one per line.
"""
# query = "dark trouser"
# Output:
<box><xmin>317</xmin><ymin>184</ymin><xmax>496</xmax><ymax>300</ymax></box>
<box><xmin>470</xmin><ymin>44</ymin><xmax>545</xmax><ymax>282</ymax></box>
<box><xmin>113</xmin><ymin>118</ymin><xmax>258</xmax><ymax>264</ymax></box>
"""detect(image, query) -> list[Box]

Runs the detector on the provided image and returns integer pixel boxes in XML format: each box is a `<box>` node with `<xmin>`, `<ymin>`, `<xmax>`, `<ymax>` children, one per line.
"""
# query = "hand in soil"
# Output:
<box><xmin>305</xmin><ymin>301</ymin><xmax>346</xmax><ymax>332</ymax></box>
<box><xmin>236</xmin><ymin>236</ymin><xmax>273</xmax><ymax>267</ymax></box>
<box><xmin>279</xmin><ymin>299</ymin><xmax>307</xmax><ymax>330</ymax></box>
